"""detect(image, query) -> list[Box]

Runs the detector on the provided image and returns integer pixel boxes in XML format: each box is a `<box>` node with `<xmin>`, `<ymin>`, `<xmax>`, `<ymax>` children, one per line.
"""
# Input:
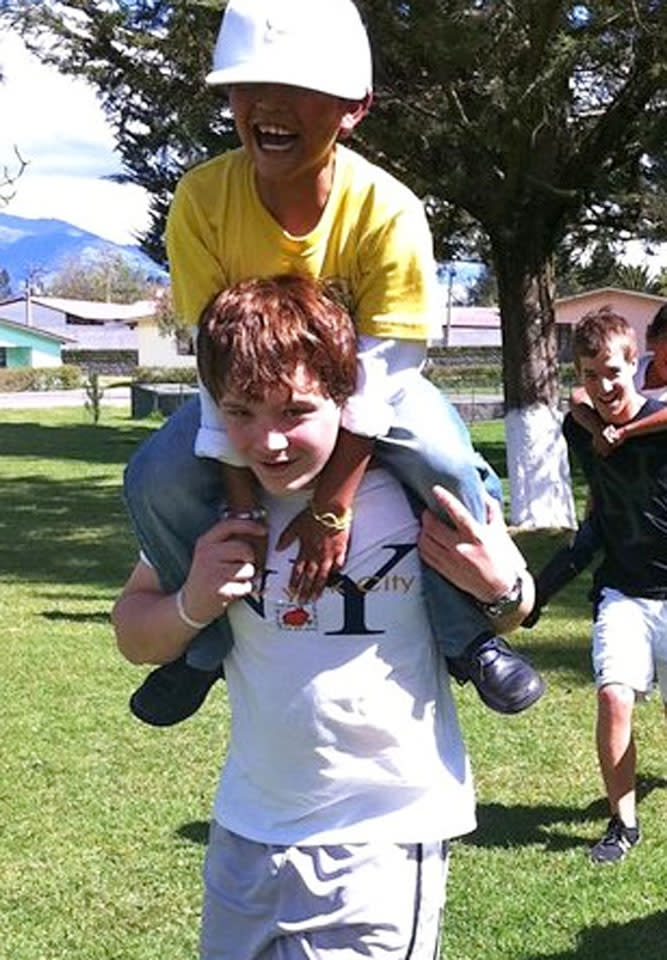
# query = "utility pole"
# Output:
<box><xmin>24</xmin><ymin>276</ymin><xmax>33</xmax><ymax>327</ymax></box>
<box><xmin>443</xmin><ymin>265</ymin><xmax>454</xmax><ymax>346</ymax></box>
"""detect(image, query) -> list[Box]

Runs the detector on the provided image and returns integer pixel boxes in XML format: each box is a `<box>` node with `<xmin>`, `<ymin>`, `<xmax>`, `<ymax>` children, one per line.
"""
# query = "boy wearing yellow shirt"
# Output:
<box><xmin>124</xmin><ymin>0</ymin><xmax>543</xmax><ymax>726</ymax></box>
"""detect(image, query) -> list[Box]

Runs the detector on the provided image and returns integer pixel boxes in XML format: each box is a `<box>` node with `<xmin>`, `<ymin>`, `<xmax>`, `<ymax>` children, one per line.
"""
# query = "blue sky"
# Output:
<box><xmin>0</xmin><ymin>29</ymin><xmax>150</xmax><ymax>245</ymax></box>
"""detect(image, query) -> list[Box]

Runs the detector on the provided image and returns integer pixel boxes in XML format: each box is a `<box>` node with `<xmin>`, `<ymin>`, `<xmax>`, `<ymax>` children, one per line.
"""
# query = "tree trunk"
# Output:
<box><xmin>494</xmin><ymin>246</ymin><xmax>577</xmax><ymax>529</ymax></box>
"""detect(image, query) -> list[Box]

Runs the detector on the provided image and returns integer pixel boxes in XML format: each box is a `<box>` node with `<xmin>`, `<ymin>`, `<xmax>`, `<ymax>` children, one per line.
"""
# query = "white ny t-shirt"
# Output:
<box><xmin>214</xmin><ymin>469</ymin><xmax>476</xmax><ymax>846</ymax></box>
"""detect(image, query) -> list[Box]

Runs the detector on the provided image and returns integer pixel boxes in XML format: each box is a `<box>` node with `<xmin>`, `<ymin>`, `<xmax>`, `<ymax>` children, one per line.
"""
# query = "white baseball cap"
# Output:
<box><xmin>205</xmin><ymin>0</ymin><xmax>373</xmax><ymax>100</ymax></box>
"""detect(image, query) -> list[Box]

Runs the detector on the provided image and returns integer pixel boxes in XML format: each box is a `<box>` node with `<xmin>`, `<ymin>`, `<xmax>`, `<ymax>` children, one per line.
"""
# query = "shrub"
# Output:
<box><xmin>0</xmin><ymin>365</ymin><xmax>84</xmax><ymax>392</ymax></box>
<box><xmin>134</xmin><ymin>366</ymin><xmax>198</xmax><ymax>385</ymax></box>
<box><xmin>62</xmin><ymin>349</ymin><xmax>138</xmax><ymax>375</ymax></box>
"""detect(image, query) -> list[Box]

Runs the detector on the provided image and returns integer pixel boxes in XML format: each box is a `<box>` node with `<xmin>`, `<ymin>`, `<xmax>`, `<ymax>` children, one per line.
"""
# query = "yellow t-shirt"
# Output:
<box><xmin>166</xmin><ymin>144</ymin><xmax>435</xmax><ymax>340</ymax></box>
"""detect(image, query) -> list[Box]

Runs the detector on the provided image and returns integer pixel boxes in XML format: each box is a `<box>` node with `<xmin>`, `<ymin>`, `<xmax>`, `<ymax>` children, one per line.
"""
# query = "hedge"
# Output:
<box><xmin>133</xmin><ymin>366</ymin><xmax>198</xmax><ymax>385</ymax></box>
<box><xmin>0</xmin><ymin>365</ymin><xmax>84</xmax><ymax>392</ymax></box>
<box><xmin>62</xmin><ymin>350</ymin><xmax>138</xmax><ymax>375</ymax></box>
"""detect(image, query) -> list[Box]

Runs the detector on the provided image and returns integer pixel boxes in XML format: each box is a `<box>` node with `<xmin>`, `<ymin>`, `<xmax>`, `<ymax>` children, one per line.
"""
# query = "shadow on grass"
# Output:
<box><xmin>516</xmin><ymin>636</ymin><xmax>591</xmax><ymax>682</ymax></box>
<box><xmin>0</xmin><ymin>420</ymin><xmax>152</xmax><ymax>464</ymax></box>
<box><xmin>475</xmin><ymin>436</ymin><xmax>507</xmax><ymax>482</ymax></box>
<box><xmin>176</xmin><ymin>820</ymin><xmax>211</xmax><ymax>845</ymax></box>
<box><xmin>465</xmin><ymin>773</ymin><xmax>667</xmax><ymax>852</ymax></box>
<box><xmin>0</xmin><ymin>474</ymin><xmax>134</xmax><ymax>587</ymax></box>
<box><xmin>175</xmin><ymin>776</ymin><xmax>667</xmax><ymax>854</ymax></box>
<box><xmin>524</xmin><ymin>911</ymin><xmax>667</xmax><ymax>960</ymax></box>
<box><xmin>42</xmin><ymin>610</ymin><xmax>112</xmax><ymax>624</ymax></box>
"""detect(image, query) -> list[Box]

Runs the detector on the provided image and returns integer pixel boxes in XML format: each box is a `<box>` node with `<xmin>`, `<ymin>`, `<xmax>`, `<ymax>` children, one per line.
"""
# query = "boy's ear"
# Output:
<box><xmin>339</xmin><ymin>92</ymin><xmax>373</xmax><ymax>138</ymax></box>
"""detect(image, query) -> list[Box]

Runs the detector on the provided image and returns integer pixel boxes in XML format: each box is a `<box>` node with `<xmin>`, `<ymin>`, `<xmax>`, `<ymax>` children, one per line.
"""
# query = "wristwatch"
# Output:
<box><xmin>477</xmin><ymin>573</ymin><xmax>524</xmax><ymax>618</ymax></box>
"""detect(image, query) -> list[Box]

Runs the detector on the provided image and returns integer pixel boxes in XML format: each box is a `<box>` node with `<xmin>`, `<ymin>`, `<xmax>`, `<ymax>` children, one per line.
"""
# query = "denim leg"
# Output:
<box><xmin>375</xmin><ymin>375</ymin><xmax>495</xmax><ymax>657</ymax></box>
<box><xmin>123</xmin><ymin>397</ymin><xmax>233</xmax><ymax>669</ymax></box>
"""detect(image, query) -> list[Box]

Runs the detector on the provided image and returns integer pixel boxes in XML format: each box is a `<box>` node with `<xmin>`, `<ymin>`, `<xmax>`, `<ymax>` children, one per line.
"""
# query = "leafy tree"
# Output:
<box><xmin>554</xmin><ymin>240</ymin><xmax>620</xmax><ymax>296</ymax></box>
<box><xmin>0</xmin><ymin>267</ymin><xmax>11</xmax><ymax>299</ymax></box>
<box><xmin>10</xmin><ymin>0</ymin><xmax>667</xmax><ymax>525</ymax></box>
<box><xmin>613</xmin><ymin>263</ymin><xmax>662</xmax><ymax>294</ymax></box>
<box><xmin>654</xmin><ymin>267</ymin><xmax>667</xmax><ymax>297</ymax></box>
<box><xmin>354</xmin><ymin>0</ymin><xmax>667</xmax><ymax>525</ymax></box>
<box><xmin>45</xmin><ymin>250</ymin><xmax>158</xmax><ymax>303</ymax></box>
<box><xmin>6</xmin><ymin>0</ymin><xmax>231</xmax><ymax>265</ymax></box>
<box><xmin>465</xmin><ymin>265</ymin><xmax>498</xmax><ymax>306</ymax></box>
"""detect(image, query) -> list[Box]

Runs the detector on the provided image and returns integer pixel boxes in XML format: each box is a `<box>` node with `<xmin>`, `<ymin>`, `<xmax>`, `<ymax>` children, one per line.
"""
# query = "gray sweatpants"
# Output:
<box><xmin>200</xmin><ymin>821</ymin><xmax>450</xmax><ymax>959</ymax></box>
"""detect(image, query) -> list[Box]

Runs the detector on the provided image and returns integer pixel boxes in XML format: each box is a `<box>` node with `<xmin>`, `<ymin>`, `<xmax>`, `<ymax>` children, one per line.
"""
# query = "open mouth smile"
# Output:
<box><xmin>259</xmin><ymin>458</ymin><xmax>295</xmax><ymax>473</ymax></box>
<box><xmin>253</xmin><ymin>123</ymin><xmax>298</xmax><ymax>151</ymax></box>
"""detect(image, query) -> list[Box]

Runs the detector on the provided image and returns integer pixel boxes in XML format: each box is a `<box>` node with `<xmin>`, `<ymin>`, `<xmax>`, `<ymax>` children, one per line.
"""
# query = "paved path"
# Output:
<box><xmin>0</xmin><ymin>387</ymin><xmax>131</xmax><ymax>410</ymax></box>
<box><xmin>0</xmin><ymin>387</ymin><xmax>508</xmax><ymax>423</ymax></box>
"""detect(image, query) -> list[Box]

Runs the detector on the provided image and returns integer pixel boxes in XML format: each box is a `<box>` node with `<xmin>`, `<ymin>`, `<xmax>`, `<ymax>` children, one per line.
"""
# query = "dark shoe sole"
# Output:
<box><xmin>129</xmin><ymin>657</ymin><xmax>222</xmax><ymax>727</ymax></box>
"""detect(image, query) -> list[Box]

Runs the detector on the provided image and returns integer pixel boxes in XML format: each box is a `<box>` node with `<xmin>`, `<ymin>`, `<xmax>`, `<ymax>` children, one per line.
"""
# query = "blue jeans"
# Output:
<box><xmin>123</xmin><ymin>380</ymin><xmax>499</xmax><ymax>669</ymax></box>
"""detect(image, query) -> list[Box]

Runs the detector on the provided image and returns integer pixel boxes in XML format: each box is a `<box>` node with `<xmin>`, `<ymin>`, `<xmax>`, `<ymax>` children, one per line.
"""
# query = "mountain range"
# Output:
<box><xmin>0</xmin><ymin>212</ymin><xmax>167</xmax><ymax>293</ymax></box>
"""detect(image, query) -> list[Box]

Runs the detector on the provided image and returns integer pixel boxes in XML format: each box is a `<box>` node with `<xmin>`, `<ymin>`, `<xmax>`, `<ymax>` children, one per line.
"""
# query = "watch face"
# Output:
<box><xmin>485</xmin><ymin>576</ymin><xmax>522</xmax><ymax>616</ymax></box>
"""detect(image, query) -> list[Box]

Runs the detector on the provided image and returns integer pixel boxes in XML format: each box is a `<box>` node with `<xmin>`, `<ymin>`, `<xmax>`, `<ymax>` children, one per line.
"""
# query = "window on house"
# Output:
<box><xmin>557</xmin><ymin>324</ymin><xmax>573</xmax><ymax>363</ymax></box>
<box><xmin>175</xmin><ymin>329</ymin><xmax>195</xmax><ymax>356</ymax></box>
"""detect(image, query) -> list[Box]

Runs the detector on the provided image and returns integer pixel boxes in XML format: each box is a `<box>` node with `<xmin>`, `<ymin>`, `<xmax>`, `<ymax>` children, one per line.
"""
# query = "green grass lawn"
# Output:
<box><xmin>0</xmin><ymin>407</ymin><xmax>664</xmax><ymax>960</ymax></box>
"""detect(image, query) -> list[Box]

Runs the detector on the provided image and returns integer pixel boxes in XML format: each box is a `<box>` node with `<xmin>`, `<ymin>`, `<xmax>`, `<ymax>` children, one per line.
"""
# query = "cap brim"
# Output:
<box><xmin>205</xmin><ymin>63</ymin><xmax>370</xmax><ymax>101</ymax></box>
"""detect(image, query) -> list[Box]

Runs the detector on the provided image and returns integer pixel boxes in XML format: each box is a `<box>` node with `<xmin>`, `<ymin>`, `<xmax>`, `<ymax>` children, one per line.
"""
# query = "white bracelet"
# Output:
<box><xmin>175</xmin><ymin>587</ymin><xmax>210</xmax><ymax>631</ymax></box>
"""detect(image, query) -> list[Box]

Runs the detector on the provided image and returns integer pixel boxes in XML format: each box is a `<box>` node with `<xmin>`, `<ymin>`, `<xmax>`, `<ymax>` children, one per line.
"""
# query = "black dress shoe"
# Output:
<box><xmin>129</xmin><ymin>656</ymin><xmax>224</xmax><ymax>727</ymax></box>
<box><xmin>447</xmin><ymin>633</ymin><xmax>545</xmax><ymax>714</ymax></box>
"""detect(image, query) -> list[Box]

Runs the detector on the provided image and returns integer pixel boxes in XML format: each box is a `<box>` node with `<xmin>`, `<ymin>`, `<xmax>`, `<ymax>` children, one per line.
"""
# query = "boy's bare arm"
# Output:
<box><xmin>311</xmin><ymin>428</ymin><xmax>374</xmax><ymax>514</ymax></box>
<box><xmin>277</xmin><ymin>428</ymin><xmax>374</xmax><ymax>602</ymax></box>
<box><xmin>113</xmin><ymin>519</ymin><xmax>264</xmax><ymax>665</ymax></box>
<box><xmin>570</xmin><ymin>387</ymin><xmax>667</xmax><ymax>451</ymax></box>
<box><xmin>612</xmin><ymin>405</ymin><xmax>667</xmax><ymax>444</ymax></box>
<box><xmin>569</xmin><ymin>387</ymin><xmax>614</xmax><ymax>456</ymax></box>
<box><xmin>222</xmin><ymin>463</ymin><xmax>261</xmax><ymax>510</ymax></box>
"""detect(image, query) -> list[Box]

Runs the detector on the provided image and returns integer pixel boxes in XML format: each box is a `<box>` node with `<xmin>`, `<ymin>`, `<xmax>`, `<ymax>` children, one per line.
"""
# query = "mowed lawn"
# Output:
<box><xmin>0</xmin><ymin>406</ymin><xmax>664</xmax><ymax>960</ymax></box>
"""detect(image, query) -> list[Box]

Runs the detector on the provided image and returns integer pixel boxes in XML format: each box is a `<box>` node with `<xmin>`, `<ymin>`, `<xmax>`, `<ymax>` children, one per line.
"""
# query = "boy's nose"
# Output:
<box><xmin>261</xmin><ymin>430</ymin><xmax>289</xmax><ymax>452</ymax></box>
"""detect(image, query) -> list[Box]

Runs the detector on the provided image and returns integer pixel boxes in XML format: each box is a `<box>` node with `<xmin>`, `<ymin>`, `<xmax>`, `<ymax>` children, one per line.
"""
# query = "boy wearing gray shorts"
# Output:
<box><xmin>113</xmin><ymin>277</ymin><xmax>533</xmax><ymax>956</ymax></box>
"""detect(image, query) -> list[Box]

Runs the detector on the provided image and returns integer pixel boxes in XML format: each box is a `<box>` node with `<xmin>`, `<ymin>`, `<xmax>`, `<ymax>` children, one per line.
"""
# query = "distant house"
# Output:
<box><xmin>0</xmin><ymin>294</ymin><xmax>195</xmax><ymax>368</ymax></box>
<box><xmin>0</xmin><ymin>316</ymin><xmax>74</xmax><ymax>368</ymax></box>
<box><xmin>436</xmin><ymin>306</ymin><xmax>501</xmax><ymax>347</ymax></box>
<box><xmin>130</xmin><ymin>314</ymin><xmax>196</xmax><ymax>369</ymax></box>
<box><xmin>0</xmin><ymin>294</ymin><xmax>140</xmax><ymax>352</ymax></box>
<box><xmin>554</xmin><ymin>288</ymin><xmax>665</xmax><ymax>359</ymax></box>
<box><xmin>429</xmin><ymin>288</ymin><xmax>665</xmax><ymax>356</ymax></box>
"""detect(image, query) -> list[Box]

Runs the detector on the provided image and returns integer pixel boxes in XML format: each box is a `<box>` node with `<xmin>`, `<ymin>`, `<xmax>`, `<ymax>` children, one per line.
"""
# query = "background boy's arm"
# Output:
<box><xmin>570</xmin><ymin>387</ymin><xmax>667</xmax><ymax>451</ymax></box>
<box><xmin>522</xmin><ymin>512</ymin><xmax>601</xmax><ymax>627</ymax></box>
<box><xmin>610</xmin><ymin>404</ymin><xmax>667</xmax><ymax>445</ymax></box>
<box><xmin>569</xmin><ymin>386</ymin><xmax>615</xmax><ymax>456</ymax></box>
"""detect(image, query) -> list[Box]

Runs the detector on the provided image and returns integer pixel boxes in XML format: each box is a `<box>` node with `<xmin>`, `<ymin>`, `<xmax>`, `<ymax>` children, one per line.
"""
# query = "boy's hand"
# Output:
<box><xmin>600</xmin><ymin>423</ymin><xmax>624</xmax><ymax>451</ymax></box>
<box><xmin>183</xmin><ymin>518</ymin><xmax>267</xmax><ymax>623</ymax></box>
<box><xmin>276</xmin><ymin>510</ymin><xmax>350</xmax><ymax>603</ymax></box>
<box><xmin>591</xmin><ymin>425</ymin><xmax>616</xmax><ymax>457</ymax></box>
<box><xmin>418</xmin><ymin>485</ymin><xmax>535</xmax><ymax>633</ymax></box>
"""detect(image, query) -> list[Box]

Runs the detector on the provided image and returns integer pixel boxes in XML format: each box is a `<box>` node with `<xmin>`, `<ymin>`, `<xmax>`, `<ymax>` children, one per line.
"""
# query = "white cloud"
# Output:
<box><xmin>0</xmin><ymin>29</ymin><xmax>151</xmax><ymax>245</ymax></box>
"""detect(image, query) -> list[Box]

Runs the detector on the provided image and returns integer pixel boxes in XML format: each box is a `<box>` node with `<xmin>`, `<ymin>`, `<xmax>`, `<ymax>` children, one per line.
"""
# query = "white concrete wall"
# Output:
<box><xmin>137</xmin><ymin>322</ymin><xmax>196</xmax><ymax>368</ymax></box>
